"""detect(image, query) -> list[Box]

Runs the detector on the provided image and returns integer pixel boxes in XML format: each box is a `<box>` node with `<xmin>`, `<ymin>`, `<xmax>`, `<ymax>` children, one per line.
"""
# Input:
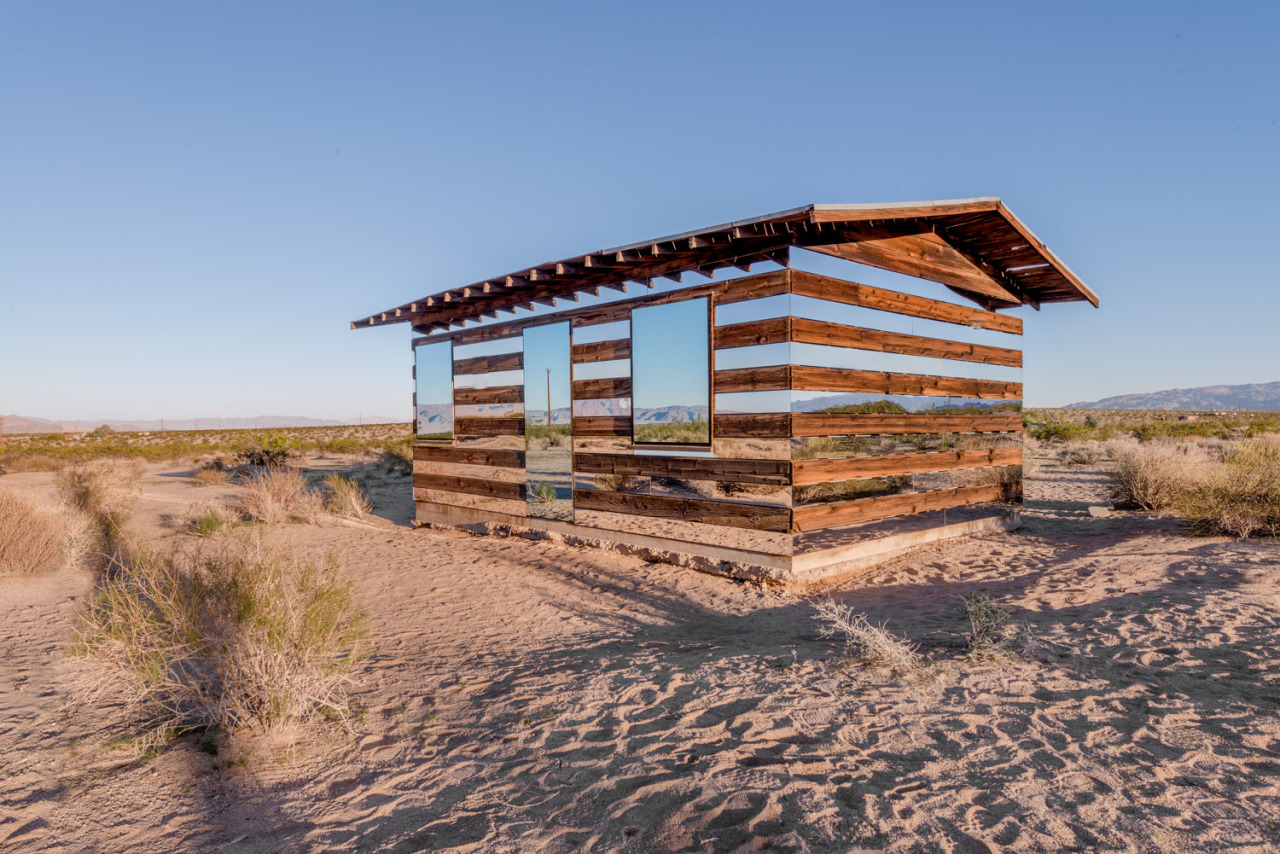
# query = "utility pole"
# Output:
<box><xmin>546</xmin><ymin>368</ymin><xmax>552</xmax><ymax>431</ymax></box>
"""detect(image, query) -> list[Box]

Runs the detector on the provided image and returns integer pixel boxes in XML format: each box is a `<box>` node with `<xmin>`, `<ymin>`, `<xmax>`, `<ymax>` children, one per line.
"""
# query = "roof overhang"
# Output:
<box><xmin>353</xmin><ymin>198</ymin><xmax>1097</xmax><ymax>333</ymax></box>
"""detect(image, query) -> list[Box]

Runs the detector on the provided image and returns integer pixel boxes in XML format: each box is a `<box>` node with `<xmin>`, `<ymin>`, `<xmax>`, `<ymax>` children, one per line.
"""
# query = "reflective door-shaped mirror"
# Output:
<box><xmin>414</xmin><ymin>341</ymin><xmax>454</xmax><ymax>440</ymax></box>
<box><xmin>631</xmin><ymin>297</ymin><xmax>711</xmax><ymax>445</ymax></box>
<box><xmin>523</xmin><ymin>322</ymin><xmax>572</xmax><ymax>520</ymax></box>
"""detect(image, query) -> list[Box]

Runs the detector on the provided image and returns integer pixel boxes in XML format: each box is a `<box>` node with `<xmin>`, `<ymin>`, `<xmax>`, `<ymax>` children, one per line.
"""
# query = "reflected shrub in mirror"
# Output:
<box><xmin>632</xmin><ymin>298</ymin><xmax>710</xmax><ymax>445</ymax></box>
<box><xmin>414</xmin><ymin>341</ymin><xmax>454</xmax><ymax>440</ymax></box>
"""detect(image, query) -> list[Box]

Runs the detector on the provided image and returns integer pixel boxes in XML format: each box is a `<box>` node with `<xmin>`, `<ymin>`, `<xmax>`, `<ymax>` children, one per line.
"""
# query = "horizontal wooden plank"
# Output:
<box><xmin>713</xmin><ymin>317</ymin><xmax>790</xmax><ymax>350</ymax></box>
<box><xmin>714</xmin><ymin>366</ymin><xmax>791</xmax><ymax>393</ymax></box>
<box><xmin>452</xmin><ymin>384</ymin><xmax>524</xmax><ymax>405</ymax></box>
<box><xmin>571</xmin><ymin>338</ymin><xmax>630</xmax><ymax>363</ymax></box>
<box><xmin>455</xmin><ymin>417</ymin><xmax>525</xmax><ymax>436</ymax></box>
<box><xmin>792</xmin><ymin>448</ymin><xmax>1021</xmax><ymax>485</ymax></box>
<box><xmin>792</xmin><ymin>413</ymin><xmax>1021</xmax><ymax>437</ymax></box>
<box><xmin>413</xmin><ymin>472</ymin><xmax>526</xmax><ymax>500</ymax></box>
<box><xmin>570</xmin><ymin>270</ymin><xmax>791</xmax><ymax>328</ymax></box>
<box><xmin>572</xmin><ymin>415</ymin><xmax>631</xmax><ymax>436</ymax></box>
<box><xmin>790</xmin><ymin>319</ymin><xmax>1022</xmax><ymax>367</ymax></box>
<box><xmin>574</xmin><ymin>452</ymin><xmax>790</xmax><ymax>486</ymax></box>
<box><xmin>572</xmin><ymin>377</ymin><xmax>632</xmax><ymax>400</ymax></box>
<box><xmin>414</xmin><ymin>446</ymin><xmax>526</xmax><ymax>468</ymax></box>
<box><xmin>573</xmin><ymin>489</ymin><xmax>791</xmax><ymax>532</ymax></box>
<box><xmin>791</xmin><ymin>269</ymin><xmax>1022</xmax><ymax>334</ymax></box>
<box><xmin>791</xmin><ymin>366</ymin><xmax>1022</xmax><ymax>399</ymax></box>
<box><xmin>792</xmin><ymin>483</ymin><xmax>1006</xmax><ymax>532</ymax></box>
<box><xmin>713</xmin><ymin>413</ymin><xmax>791</xmax><ymax>438</ymax></box>
<box><xmin>453</xmin><ymin>351</ymin><xmax>524</xmax><ymax>375</ymax></box>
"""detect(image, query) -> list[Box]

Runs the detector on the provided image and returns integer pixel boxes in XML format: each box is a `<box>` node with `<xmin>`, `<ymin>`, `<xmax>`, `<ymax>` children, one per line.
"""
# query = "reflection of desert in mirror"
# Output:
<box><xmin>523</xmin><ymin>322</ymin><xmax>572</xmax><ymax>520</ymax></box>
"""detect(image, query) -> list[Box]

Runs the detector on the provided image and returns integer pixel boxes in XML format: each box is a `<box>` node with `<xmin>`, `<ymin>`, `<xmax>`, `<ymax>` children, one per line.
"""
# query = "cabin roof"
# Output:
<box><xmin>353</xmin><ymin>198</ymin><xmax>1097</xmax><ymax>333</ymax></box>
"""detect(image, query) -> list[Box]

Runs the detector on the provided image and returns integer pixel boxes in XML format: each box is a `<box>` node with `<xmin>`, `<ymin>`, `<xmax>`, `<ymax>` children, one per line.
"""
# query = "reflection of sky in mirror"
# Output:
<box><xmin>632</xmin><ymin>298</ymin><xmax>709</xmax><ymax>410</ymax></box>
<box><xmin>523</xmin><ymin>322</ymin><xmax>571</xmax><ymax>412</ymax></box>
<box><xmin>571</xmin><ymin>319</ymin><xmax>629</xmax><ymax>345</ymax></box>
<box><xmin>414</xmin><ymin>341</ymin><xmax>453</xmax><ymax>434</ymax></box>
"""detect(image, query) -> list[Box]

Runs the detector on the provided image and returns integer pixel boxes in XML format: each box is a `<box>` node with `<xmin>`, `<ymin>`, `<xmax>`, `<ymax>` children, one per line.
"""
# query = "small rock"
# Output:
<box><xmin>1087</xmin><ymin>506</ymin><xmax>1112</xmax><ymax>518</ymax></box>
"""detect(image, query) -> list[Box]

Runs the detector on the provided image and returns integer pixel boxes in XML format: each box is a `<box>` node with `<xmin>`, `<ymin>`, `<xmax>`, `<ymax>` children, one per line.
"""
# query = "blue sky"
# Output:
<box><xmin>2</xmin><ymin>1</ymin><xmax>1277</xmax><ymax>420</ymax></box>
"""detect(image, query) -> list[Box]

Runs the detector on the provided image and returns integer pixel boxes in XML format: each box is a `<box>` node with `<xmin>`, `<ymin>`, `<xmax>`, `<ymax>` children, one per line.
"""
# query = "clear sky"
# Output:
<box><xmin>2</xmin><ymin>0</ymin><xmax>1277</xmax><ymax>420</ymax></box>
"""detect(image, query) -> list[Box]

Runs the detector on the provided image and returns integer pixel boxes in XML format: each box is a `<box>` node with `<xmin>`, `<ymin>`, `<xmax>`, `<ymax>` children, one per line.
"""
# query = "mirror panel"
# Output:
<box><xmin>631</xmin><ymin>297</ymin><xmax>711</xmax><ymax>445</ymax></box>
<box><xmin>414</xmin><ymin>341</ymin><xmax>453</xmax><ymax>440</ymax></box>
<box><xmin>523</xmin><ymin>322</ymin><xmax>573</xmax><ymax>520</ymax></box>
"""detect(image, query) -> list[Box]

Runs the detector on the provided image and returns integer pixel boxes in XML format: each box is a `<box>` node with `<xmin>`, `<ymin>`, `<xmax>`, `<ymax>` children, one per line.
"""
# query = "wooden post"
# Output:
<box><xmin>546</xmin><ymin>368</ymin><xmax>552</xmax><ymax>430</ymax></box>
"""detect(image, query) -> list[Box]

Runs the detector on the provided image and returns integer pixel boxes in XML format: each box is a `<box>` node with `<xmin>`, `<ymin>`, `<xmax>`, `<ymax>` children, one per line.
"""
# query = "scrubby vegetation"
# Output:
<box><xmin>1176</xmin><ymin>436</ymin><xmax>1280</xmax><ymax>538</ymax></box>
<box><xmin>238</xmin><ymin>467</ymin><xmax>324</xmax><ymax>524</ymax></box>
<box><xmin>0</xmin><ymin>422</ymin><xmax>412</xmax><ymax>467</ymax></box>
<box><xmin>71</xmin><ymin>539</ymin><xmax>368</xmax><ymax>744</ymax></box>
<box><xmin>0</xmin><ymin>489</ymin><xmax>78</xmax><ymax>576</ymax></box>
<box><xmin>1103</xmin><ymin>435</ymin><xmax>1280</xmax><ymax>539</ymax></box>
<box><xmin>960</xmin><ymin>593</ymin><xmax>1015</xmax><ymax>658</ymax></box>
<box><xmin>1026</xmin><ymin>408</ymin><xmax>1280</xmax><ymax>444</ymax></box>
<box><xmin>813</xmin><ymin>599</ymin><xmax>922</xmax><ymax>673</ymax></box>
<box><xmin>322</xmin><ymin>474</ymin><xmax>372</xmax><ymax>519</ymax></box>
<box><xmin>175</xmin><ymin>501</ymin><xmax>240</xmax><ymax>538</ymax></box>
<box><xmin>633</xmin><ymin>418</ymin><xmax>709</xmax><ymax>445</ymax></box>
<box><xmin>959</xmin><ymin>463</ymin><xmax>1030</xmax><ymax>502</ymax></box>
<box><xmin>56</xmin><ymin>459</ymin><xmax>142</xmax><ymax>563</ymax></box>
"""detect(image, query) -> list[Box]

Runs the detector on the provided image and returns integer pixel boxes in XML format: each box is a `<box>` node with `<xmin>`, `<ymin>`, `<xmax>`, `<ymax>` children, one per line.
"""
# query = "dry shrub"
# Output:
<box><xmin>1062</xmin><ymin>443</ymin><xmax>1102</xmax><ymax>466</ymax></box>
<box><xmin>814</xmin><ymin>599</ymin><xmax>922</xmax><ymax>672</ymax></box>
<box><xmin>594</xmin><ymin>472</ymin><xmax>635</xmax><ymax>492</ymax></box>
<box><xmin>322</xmin><ymin>474</ymin><xmax>371</xmax><ymax>519</ymax></box>
<box><xmin>175</xmin><ymin>501</ymin><xmax>240</xmax><ymax>538</ymax></box>
<box><xmin>0</xmin><ymin>489</ymin><xmax>69</xmax><ymax>576</ymax></box>
<box><xmin>56</xmin><ymin>459</ymin><xmax>142</xmax><ymax>559</ymax></box>
<box><xmin>377</xmin><ymin>446</ymin><xmax>413</xmax><ymax>477</ymax></box>
<box><xmin>1177</xmin><ymin>436</ymin><xmax>1280</xmax><ymax>538</ymax></box>
<box><xmin>959</xmin><ymin>464</ymin><xmax>1029</xmax><ymax>502</ymax></box>
<box><xmin>238</xmin><ymin>466</ymin><xmax>323</xmax><ymax>524</ymax></box>
<box><xmin>191</xmin><ymin>467</ymin><xmax>229</xmax><ymax>487</ymax></box>
<box><xmin>0</xmin><ymin>453</ymin><xmax>63</xmax><ymax>473</ymax></box>
<box><xmin>1108</xmin><ymin>438</ymin><xmax>1212</xmax><ymax>511</ymax></box>
<box><xmin>70</xmin><ymin>538</ymin><xmax>368</xmax><ymax>742</ymax></box>
<box><xmin>960</xmin><ymin>593</ymin><xmax>1014</xmax><ymax>658</ymax></box>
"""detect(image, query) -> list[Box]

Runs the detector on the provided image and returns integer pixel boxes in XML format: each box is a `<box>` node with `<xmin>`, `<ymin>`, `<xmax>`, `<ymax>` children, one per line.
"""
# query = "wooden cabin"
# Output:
<box><xmin>355</xmin><ymin>199</ymin><xmax>1097</xmax><ymax>586</ymax></box>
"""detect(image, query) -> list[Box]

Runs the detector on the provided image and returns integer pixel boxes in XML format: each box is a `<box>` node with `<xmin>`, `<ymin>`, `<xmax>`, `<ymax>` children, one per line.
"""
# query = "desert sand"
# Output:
<box><xmin>2</xmin><ymin>458</ymin><xmax>1280</xmax><ymax>852</ymax></box>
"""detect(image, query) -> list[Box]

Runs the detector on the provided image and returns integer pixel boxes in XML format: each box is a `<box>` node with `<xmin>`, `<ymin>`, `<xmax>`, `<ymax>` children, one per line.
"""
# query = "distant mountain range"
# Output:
<box><xmin>1</xmin><ymin>414</ymin><xmax>405</xmax><ymax>434</ymax></box>
<box><xmin>1064</xmin><ymin>381</ymin><xmax>1280</xmax><ymax>411</ymax></box>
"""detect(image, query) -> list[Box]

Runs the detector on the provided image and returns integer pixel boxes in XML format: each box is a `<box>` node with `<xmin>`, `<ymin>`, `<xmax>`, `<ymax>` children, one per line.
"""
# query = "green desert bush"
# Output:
<box><xmin>1176</xmin><ymin>437</ymin><xmax>1280</xmax><ymax>538</ymax></box>
<box><xmin>814</xmin><ymin>599</ymin><xmax>922</xmax><ymax>672</ymax></box>
<box><xmin>238</xmin><ymin>466</ymin><xmax>324</xmax><ymax>524</ymax></box>
<box><xmin>70</xmin><ymin>539</ymin><xmax>368</xmax><ymax>741</ymax></box>
<box><xmin>1029</xmin><ymin>421</ymin><xmax>1090</xmax><ymax>443</ymax></box>
<box><xmin>322</xmin><ymin>474</ymin><xmax>372</xmax><ymax>519</ymax></box>
<box><xmin>234</xmin><ymin>433</ymin><xmax>298</xmax><ymax>467</ymax></box>
<box><xmin>529</xmin><ymin>482</ymin><xmax>558</xmax><ymax>505</ymax></box>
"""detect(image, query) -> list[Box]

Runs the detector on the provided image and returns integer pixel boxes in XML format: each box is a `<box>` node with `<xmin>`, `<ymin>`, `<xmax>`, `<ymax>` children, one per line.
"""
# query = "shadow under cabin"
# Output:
<box><xmin>354</xmin><ymin>199</ymin><xmax>1098</xmax><ymax>587</ymax></box>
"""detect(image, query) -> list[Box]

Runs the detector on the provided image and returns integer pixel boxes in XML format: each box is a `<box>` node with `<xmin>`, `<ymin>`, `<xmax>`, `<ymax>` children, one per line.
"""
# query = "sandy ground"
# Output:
<box><xmin>2</xmin><ymin>458</ymin><xmax>1280</xmax><ymax>852</ymax></box>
